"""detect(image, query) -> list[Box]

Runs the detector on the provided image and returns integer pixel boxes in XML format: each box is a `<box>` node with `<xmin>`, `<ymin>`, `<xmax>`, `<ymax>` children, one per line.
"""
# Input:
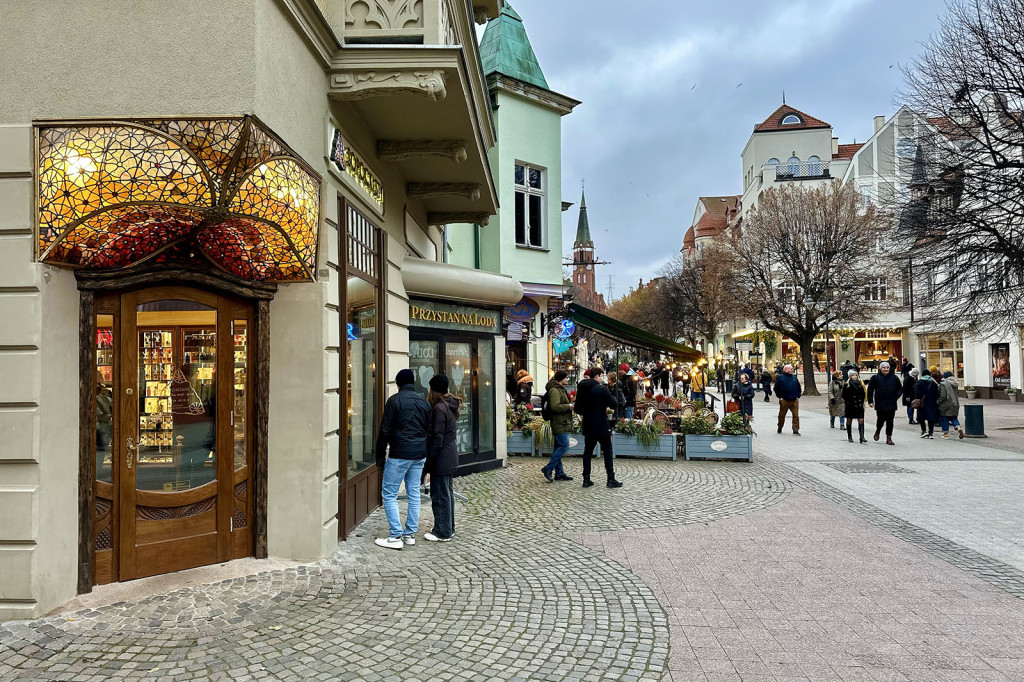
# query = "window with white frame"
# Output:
<box><xmin>864</xmin><ymin>277</ymin><xmax>887</xmax><ymax>301</ymax></box>
<box><xmin>808</xmin><ymin>155</ymin><xmax>821</xmax><ymax>175</ymax></box>
<box><xmin>514</xmin><ymin>163</ymin><xmax>545</xmax><ymax>248</ymax></box>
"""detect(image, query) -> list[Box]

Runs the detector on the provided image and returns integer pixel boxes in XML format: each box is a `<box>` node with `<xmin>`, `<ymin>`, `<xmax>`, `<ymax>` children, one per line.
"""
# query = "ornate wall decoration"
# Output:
<box><xmin>407</xmin><ymin>182</ymin><xmax>481</xmax><ymax>201</ymax></box>
<box><xmin>344</xmin><ymin>0</ymin><xmax>423</xmax><ymax>31</ymax></box>
<box><xmin>36</xmin><ymin>116</ymin><xmax>321</xmax><ymax>282</ymax></box>
<box><xmin>329</xmin><ymin>69</ymin><xmax>447</xmax><ymax>101</ymax></box>
<box><xmin>378</xmin><ymin>139</ymin><xmax>468</xmax><ymax>164</ymax></box>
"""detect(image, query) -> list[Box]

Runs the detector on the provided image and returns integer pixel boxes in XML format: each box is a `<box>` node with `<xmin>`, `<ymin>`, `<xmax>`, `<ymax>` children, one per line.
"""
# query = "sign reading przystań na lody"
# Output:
<box><xmin>409</xmin><ymin>299</ymin><xmax>501</xmax><ymax>335</ymax></box>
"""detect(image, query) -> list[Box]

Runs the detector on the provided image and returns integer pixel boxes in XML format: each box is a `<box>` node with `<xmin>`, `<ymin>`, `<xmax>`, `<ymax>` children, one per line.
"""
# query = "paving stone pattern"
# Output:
<box><xmin>0</xmin><ymin>457</ymin><xmax>794</xmax><ymax>682</ymax></box>
<box><xmin>822</xmin><ymin>462</ymin><xmax>919</xmax><ymax>475</ymax></box>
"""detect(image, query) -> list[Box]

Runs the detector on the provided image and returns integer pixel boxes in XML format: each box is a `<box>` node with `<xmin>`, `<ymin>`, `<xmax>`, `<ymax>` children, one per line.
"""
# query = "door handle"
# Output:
<box><xmin>126</xmin><ymin>435</ymin><xmax>137</xmax><ymax>469</ymax></box>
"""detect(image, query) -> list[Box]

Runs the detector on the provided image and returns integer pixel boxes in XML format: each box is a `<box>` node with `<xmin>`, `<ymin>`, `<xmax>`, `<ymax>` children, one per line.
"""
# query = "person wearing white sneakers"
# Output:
<box><xmin>937</xmin><ymin>371</ymin><xmax>965</xmax><ymax>439</ymax></box>
<box><xmin>424</xmin><ymin>374</ymin><xmax>460</xmax><ymax>543</ymax></box>
<box><xmin>374</xmin><ymin>369</ymin><xmax>431</xmax><ymax>550</ymax></box>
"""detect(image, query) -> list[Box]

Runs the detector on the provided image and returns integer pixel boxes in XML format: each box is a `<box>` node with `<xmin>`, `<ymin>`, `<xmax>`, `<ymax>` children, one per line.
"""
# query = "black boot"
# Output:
<box><xmin>847</xmin><ymin>423</ymin><xmax>854</xmax><ymax>443</ymax></box>
<box><xmin>859</xmin><ymin>424</ymin><xmax>867</xmax><ymax>443</ymax></box>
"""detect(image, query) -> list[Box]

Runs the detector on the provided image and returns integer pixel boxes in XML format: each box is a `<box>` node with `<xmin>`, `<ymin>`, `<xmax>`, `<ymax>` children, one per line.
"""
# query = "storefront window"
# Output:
<box><xmin>446</xmin><ymin>342</ymin><xmax>474</xmax><ymax>454</ymax></box>
<box><xmin>409</xmin><ymin>340</ymin><xmax>440</xmax><ymax>397</ymax></box>
<box><xmin>347</xmin><ymin>278</ymin><xmax>378</xmax><ymax>476</ymax></box>
<box><xmin>477</xmin><ymin>339</ymin><xmax>495</xmax><ymax>454</ymax></box>
<box><xmin>919</xmin><ymin>333</ymin><xmax>964</xmax><ymax>380</ymax></box>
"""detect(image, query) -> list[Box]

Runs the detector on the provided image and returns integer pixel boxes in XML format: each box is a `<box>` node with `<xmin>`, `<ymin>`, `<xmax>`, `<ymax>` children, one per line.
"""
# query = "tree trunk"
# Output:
<box><xmin>798</xmin><ymin>336</ymin><xmax>820</xmax><ymax>396</ymax></box>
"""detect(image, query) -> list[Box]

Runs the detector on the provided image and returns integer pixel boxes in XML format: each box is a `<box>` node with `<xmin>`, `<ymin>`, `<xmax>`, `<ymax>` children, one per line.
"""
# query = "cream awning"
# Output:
<box><xmin>402</xmin><ymin>258</ymin><xmax>523</xmax><ymax>307</ymax></box>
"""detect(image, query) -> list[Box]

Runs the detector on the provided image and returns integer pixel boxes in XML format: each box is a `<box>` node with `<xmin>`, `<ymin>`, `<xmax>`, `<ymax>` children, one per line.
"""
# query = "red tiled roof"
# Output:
<box><xmin>694</xmin><ymin>196</ymin><xmax>740</xmax><ymax>239</ymax></box>
<box><xmin>754</xmin><ymin>104</ymin><xmax>831</xmax><ymax>133</ymax></box>
<box><xmin>832</xmin><ymin>143</ymin><xmax>863</xmax><ymax>160</ymax></box>
<box><xmin>683</xmin><ymin>225</ymin><xmax>695</xmax><ymax>249</ymax></box>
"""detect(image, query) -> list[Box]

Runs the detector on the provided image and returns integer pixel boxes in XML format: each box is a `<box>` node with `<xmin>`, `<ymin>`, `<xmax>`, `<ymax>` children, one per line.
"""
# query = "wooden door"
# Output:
<box><xmin>97</xmin><ymin>286</ymin><xmax>253</xmax><ymax>581</ymax></box>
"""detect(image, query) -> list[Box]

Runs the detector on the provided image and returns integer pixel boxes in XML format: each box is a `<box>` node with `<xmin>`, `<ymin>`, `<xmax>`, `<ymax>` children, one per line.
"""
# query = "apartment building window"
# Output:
<box><xmin>515</xmin><ymin>163</ymin><xmax>545</xmax><ymax>248</ymax></box>
<box><xmin>808</xmin><ymin>155</ymin><xmax>822</xmax><ymax>175</ymax></box>
<box><xmin>864</xmin><ymin>277</ymin><xmax>887</xmax><ymax>301</ymax></box>
<box><xmin>776</xmin><ymin>282</ymin><xmax>795</xmax><ymax>303</ymax></box>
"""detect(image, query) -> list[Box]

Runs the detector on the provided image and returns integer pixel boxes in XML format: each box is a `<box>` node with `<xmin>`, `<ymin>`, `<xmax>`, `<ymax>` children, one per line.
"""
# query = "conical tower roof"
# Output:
<box><xmin>574</xmin><ymin>190</ymin><xmax>593</xmax><ymax>248</ymax></box>
<box><xmin>479</xmin><ymin>3</ymin><xmax>549</xmax><ymax>90</ymax></box>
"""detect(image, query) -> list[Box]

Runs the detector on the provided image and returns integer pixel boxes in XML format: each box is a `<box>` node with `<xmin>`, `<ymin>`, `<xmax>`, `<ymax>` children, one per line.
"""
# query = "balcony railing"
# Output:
<box><xmin>773</xmin><ymin>162</ymin><xmax>830</xmax><ymax>181</ymax></box>
<box><xmin>338</xmin><ymin>0</ymin><xmax>464</xmax><ymax>45</ymax></box>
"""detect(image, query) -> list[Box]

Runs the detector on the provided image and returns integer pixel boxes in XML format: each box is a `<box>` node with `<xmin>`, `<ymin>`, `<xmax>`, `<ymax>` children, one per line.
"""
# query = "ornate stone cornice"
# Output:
<box><xmin>329</xmin><ymin>69</ymin><xmax>447</xmax><ymax>101</ymax></box>
<box><xmin>409</xmin><ymin>183</ymin><xmax>481</xmax><ymax>201</ymax></box>
<box><xmin>428</xmin><ymin>212</ymin><xmax>491</xmax><ymax>226</ymax></box>
<box><xmin>378</xmin><ymin>139</ymin><xmax>468</xmax><ymax>164</ymax></box>
<box><xmin>488</xmin><ymin>73</ymin><xmax>581</xmax><ymax>116</ymax></box>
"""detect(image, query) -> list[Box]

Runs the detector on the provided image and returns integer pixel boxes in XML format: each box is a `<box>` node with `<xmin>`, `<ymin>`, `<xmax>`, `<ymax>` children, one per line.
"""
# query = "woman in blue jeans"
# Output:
<box><xmin>541</xmin><ymin>370</ymin><xmax>574</xmax><ymax>482</ymax></box>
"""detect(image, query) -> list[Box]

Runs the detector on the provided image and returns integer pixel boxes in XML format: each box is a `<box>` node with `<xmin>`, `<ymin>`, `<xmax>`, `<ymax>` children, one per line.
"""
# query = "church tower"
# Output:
<box><xmin>571</xmin><ymin>190</ymin><xmax>605</xmax><ymax>310</ymax></box>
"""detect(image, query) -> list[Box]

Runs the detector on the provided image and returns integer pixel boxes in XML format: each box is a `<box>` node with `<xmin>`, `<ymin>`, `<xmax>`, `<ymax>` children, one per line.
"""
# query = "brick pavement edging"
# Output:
<box><xmin>757</xmin><ymin>458</ymin><xmax>1024</xmax><ymax>599</ymax></box>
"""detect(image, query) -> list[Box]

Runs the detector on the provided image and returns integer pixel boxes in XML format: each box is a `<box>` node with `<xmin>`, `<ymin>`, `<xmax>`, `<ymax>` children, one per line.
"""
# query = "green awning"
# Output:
<box><xmin>567</xmin><ymin>304</ymin><xmax>703</xmax><ymax>361</ymax></box>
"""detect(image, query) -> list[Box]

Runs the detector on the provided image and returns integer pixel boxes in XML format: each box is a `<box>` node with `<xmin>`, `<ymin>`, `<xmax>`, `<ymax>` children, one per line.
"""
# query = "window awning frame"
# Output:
<box><xmin>566</xmin><ymin>303</ymin><xmax>703</xmax><ymax>361</ymax></box>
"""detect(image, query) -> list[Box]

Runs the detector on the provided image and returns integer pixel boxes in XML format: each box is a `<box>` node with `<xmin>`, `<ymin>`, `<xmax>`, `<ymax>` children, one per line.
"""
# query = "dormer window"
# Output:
<box><xmin>781</xmin><ymin>114</ymin><xmax>802</xmax><ymax>125</ymax></box>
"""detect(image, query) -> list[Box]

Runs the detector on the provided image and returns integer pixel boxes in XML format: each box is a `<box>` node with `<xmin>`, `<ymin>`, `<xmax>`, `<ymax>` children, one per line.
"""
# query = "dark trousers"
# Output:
<box><xmin>875</xmin><ymin>409</ymin><xmax>896</xmax><ymax>437</ymax></box>
<box><xmin>582</xmin><ymin>432</ymin><xmax>615</xmax><ymax>482</ymax></box>
<box><xmin>761</xmin><ymin>382</ymin><xmax>771</xmax><ymax>401</ymax></box>
<box><xmin>920</xmin><ymin>418</ymin><xmax>935</xmax><ymax>435</ymax></box>
<box><xmin>430</xmin><ymin>474</ymin><xmax>455</xmax><ymax>539</ymax></box>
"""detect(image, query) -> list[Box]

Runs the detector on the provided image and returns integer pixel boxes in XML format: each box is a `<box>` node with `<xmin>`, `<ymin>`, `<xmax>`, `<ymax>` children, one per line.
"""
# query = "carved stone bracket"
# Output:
<box><xmin>378</xmin><ymin>140</ymin><xmax>468</xmax><ymax>164</ymax></box>
<box><xmin>428</xmin><ymin>212</ymin><xmax>491</xmax><ymax>226</ymax></box>
<box><xmin>329</xmin><ymin>69</ymin><xmax>447</xmax><ymax>101</ymax></box>
<box><xmin>408</xmin><ymin>182</ymin><xmax>481</xmax><ymax>202</ymax></box>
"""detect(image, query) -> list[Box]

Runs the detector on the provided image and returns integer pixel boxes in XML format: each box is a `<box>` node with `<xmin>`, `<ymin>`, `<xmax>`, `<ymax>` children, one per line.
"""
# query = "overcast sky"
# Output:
<box><xmin>499</xmin><ymin>0</ymin><xmax>947</xmax><ymax>300</ymax></box>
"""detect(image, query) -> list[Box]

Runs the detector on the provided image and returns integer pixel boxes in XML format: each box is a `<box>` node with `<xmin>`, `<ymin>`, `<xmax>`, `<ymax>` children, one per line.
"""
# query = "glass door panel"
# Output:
<box><xmin>233</xmin><ymin>320</ymin><xmax>247</xmax><ymax>471</ymax></box>
<box><xmin>446</xmin><ymin>341</ymin><xmax>474</xmax><ymax>454</ymax></box>
<box><xmin>95</xmin><ymin>315</ymin><xmax>115</xmax><ymax>483</ymax></box>
<box><xmin>477</xmin><ymin>339</ymin><xmax>495</xmax><ymax>454</ymax></box>
<box><xmin>409</xmin><ymin>339</ymin><xmax>440</xmax><ymax>399</ymax></box>
<box><xmin>347</xmin><ymin>290</ymin><xmax>378</xmax><ymax>477</ymax></box>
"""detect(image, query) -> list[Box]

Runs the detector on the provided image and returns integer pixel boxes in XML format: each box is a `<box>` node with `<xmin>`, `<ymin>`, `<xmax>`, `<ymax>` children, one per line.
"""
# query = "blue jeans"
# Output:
<box><xmin>940</xmin><ymin>416</ymin><xmax>961</xmax><ymax>433</ymax></box>
<box><xmin>690</xmin><ymin>391</ymin><xmax>705</xmax><ymax>402</ymax></box>
<box><xmin>624</xmin><ymin>406</ymin><xmax>635</xmax><ymax>419</ymax></box>
<box><xmin>381</xmin><ymin>457</ymin><xmax>425</xmax><ymax>539</ymax></box>
<box><xmin>907</xmin><ymin>405</ymin><xmax>915</xmax><ymax>421</ymax></box>
<box><xmin>546</xmin><ymin>433</ymin><xmax>569</xmax><ymax>476</ymax></box>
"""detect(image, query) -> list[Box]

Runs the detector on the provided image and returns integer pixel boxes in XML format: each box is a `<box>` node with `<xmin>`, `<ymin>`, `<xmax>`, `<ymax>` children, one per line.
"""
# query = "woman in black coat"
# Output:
<box><xmin>914</xmin><ymin>370</ymin><xmax>941</xmax><ymax>438</ymax></box>
<box><xmin>902</xmin><ymin>368</ymin><xmax>919</xmax><ymax>424</ymax></box>
<box><xmin>425</xmin><ymin>374</ymin><xmax>460</xmax><ymax>542</ymax></box>
<box><xmin>842</xmin><ymin>371</ymin><xmax>867</xmax><ymax>444</ymax></box>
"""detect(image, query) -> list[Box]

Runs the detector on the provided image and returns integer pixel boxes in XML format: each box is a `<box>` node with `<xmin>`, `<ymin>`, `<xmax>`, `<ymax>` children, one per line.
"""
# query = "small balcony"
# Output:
<box><xmin>772</xmin><ymin>162</ymin><xmax>831</xmax><ymax>181</ymax></box>
<box><xmin>335</xmin><ymin>0</ymin><xmax>493</xmax><ymax>45</ymax></box>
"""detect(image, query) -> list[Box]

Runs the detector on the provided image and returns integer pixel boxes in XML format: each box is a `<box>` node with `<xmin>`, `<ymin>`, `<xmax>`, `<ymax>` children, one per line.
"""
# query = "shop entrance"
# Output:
<box><xmin>92</xmin><ymin>286</ymin><xmax>254</xmax><ymax>583</ymax></box>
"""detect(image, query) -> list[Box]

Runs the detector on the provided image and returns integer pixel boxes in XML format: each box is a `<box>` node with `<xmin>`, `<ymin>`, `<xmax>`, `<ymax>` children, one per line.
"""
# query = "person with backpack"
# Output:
<box><xmin>540</xmin><ymin>370</ymin><xmax>574</xmax><ymax>482</ymax></box>
<box><xmin>573</xmin><ymin>366</ymin><xmax>622</xmax><ymax>489</ymax></box>
<box><xmin>424</xmin><ymin>374</ymin><xmax>460</xmax><ymax>542</ymax></box>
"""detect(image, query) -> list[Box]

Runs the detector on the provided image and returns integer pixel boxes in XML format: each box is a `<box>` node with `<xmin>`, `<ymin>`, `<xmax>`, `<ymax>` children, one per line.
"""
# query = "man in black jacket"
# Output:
<box><xmin>574</xmin><ymin>366</ymin><xmax>623</xmax><ymax>489</ymax></box>
<box><xmin>867</xmin><ymin>361</ymin><xmax>903</xmax><ymax>445</ymax></box>
<box><xmin>374</xmin><ymin>369</ymin><xmax>432</xmax><ymax>550</ymax></box>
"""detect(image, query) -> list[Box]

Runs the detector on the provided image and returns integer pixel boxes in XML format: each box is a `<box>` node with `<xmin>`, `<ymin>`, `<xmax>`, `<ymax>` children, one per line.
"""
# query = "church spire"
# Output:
<box><xmin>574</xmin><ymin>189</ymin><xmax>593</xmax><ymax>248</ymax></box>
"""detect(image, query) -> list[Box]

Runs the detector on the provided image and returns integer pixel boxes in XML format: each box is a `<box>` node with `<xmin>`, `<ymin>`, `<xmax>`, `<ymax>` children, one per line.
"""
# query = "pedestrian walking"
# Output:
<box><xmin>716</xmin><ymin>366</ymin><xmax>726</xmax><ymax>393</ymax></box>
<box><xmin>618</xmin><ymin>363</ymin><xmax>637</xmax><ymax>418</ymax></box>
<box><xmin>937</xmin><ymin>371</ymin><xmax>965</xmax><ymax>440</ymax></box>
<box><xmin>828</xmin><ymin>370</ymin><xmax>846</xmax><ymax>430</ymax></box>
<box><xmin>773</xmin><ymin>364</ymin><xmax>802</xmax><ymax>435</ymax></box>
<box><xmin>374</xmin><ymin>369</ymin><xmax>432</xmax><ymax>550</ymax></box>
<box><xmin>914</xmin><ymin>369</ymin><xmax>940</xmax><ymax>438</ymax></box>
<box><xmin>540</xmin><ymin>370</ymin><xmax>575</xmax><ymax>482</ymax></box>
<box><xmin>759</xmin><ymin>366</ymin><xmax>773</xmax><ymax>402</ymax></box>
<box><xmin>424</xmin><ymin>374</ymin><xmax>460</xmax><ymax>543</ymax></box>
<box><xmin>867</xmin><ymin>361</ymin><xmax>903</xmax><ymax>445</ymax></box>
<box><xmin>736</xmin><ymin>374</ymin><xmax>755</xmax><ymax>426</ymax></box>
<box><xmin>841</xmin><ymin>359</ymin><xmax>853</xmax><ymax>381</ymax></box>
<box><xmin>902</xmin><ymin>368</ymin><xmax>919</xmax><ymax>424</ymax></box>
<box><xmin>514</xmin><ymin>369</ymin><xmax>534</xmax><ymax>406</ymax></box>
<box><xmin>658</xmin><ymin>363</ymin><xmax>671</xmax><ymax>395</ymax></box>
<box><xmin>900</xmin><ymin>357</ymin><xmax>915</xmax><ymax>379</ymax></box>
<box><xmin>573</xmin><ymin>366</ymin><xmax>623</xmax><ymax>489</ymax></box>
<box><xmin>843</xmin><ymin>371</ymin><xmax>867</xmax><ymax>443</ymax></box>
<box><xmin>690</xmin><ymin>367</ymin><xmax>707</xmax><ymax>403</ymax></box>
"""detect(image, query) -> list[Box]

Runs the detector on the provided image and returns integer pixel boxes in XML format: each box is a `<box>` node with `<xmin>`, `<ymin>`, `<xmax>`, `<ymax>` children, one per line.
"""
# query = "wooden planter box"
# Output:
<box><xmin>612</xmin><ymin>433</ymin><xmax>677</xmax><ymax>460</ymax></box>
<box><xmin>684</xmin><ymin>434</ymin><xmax>753</xmax><ymax>462</ymax></box>
<box><xmin>506</xmin><ymin>433</ymin><xmax>535</xmax><ymax>456</ymax></box>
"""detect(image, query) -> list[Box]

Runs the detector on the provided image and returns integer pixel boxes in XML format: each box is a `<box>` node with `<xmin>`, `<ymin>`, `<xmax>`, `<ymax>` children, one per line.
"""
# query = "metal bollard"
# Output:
<box><xmin>963</xmin><ymin>403</ymin><xmax>987</xmax><ymax>438</ymax></box>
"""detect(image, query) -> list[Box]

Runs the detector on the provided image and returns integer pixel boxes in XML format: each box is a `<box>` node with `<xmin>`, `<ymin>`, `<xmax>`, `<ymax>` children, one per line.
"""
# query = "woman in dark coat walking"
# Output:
<box><xmin>914</xmin><ymin>369</ymin><xmax>941</xmax><ymax>438</ymax></box>
<box><xmin>842</xmin><ymin>371</ymin><xmax>867</xmax><ymax>443</ymax></box>
<box><xmin>736</xmin><ymin>374</ymin><xmax>755</xmax><ymax>426</ymax></box>
<box><xmin>902</xmin><ymin>368</ymin><xmax>919</xmax><ymax>424</ymax></box>
<box><xmin>425</xmin><ymin>374</ymin><xmax>460</xmax><ymax>542</ymax></box>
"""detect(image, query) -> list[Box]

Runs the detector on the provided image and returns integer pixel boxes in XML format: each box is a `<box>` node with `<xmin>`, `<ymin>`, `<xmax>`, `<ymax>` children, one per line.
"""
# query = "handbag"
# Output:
<box><xmin>726</xmin><ymin>400</ymin><xmax>739</xmax><ymax>413</ymax></box>
<box><xmin>911</xmin><ymin>398</ymin><xmax>922</xmax><ymax>409</ymax></box>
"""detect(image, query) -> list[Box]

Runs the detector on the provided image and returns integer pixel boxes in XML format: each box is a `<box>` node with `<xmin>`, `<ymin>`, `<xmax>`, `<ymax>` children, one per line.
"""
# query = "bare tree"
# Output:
<box><xmin>728</xmin><ymin>183</ymin><xmax>889</xmax><ymax>395</ymax></box>
<box><xmin>899</xmin><ymin>0</ymin><xmax>1024</xmax><ymax>333</ymax></box>
<box><xmin>657</xmin><ymin>247</ymin><xmax>735</xmax><ymax>348</ymax></box>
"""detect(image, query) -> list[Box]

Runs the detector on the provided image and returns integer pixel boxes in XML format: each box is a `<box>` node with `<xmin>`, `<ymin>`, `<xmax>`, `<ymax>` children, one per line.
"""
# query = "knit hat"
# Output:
<box><xmin>429</xmin><ymin>374</ymin><xmax>450</xmax><ymax>393</ymax></box>
<box><xmin>943</xmin><ymin>371</ymin><xmax>953</xmax><ymax>379</ymax></box>
<box><xmin>619</xmin><ymin>363</ymin><xmax>630</xmax><ymax>373</ymax></box>
<box><xmin>396</xmin><ymin>369</ymin><xmax>415</xmax><ymax>387</ymax></box>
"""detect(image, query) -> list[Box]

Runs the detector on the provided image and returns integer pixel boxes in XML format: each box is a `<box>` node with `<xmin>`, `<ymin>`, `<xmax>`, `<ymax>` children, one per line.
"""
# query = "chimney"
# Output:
<box><xmin>874</xmin><ymin>115</ymin><xmax>885</xmax><ymax>133</ymax></box>
<box><xmin>832</xmin><ymin>137</ymin><xmax>839</xmax><ymax>156</ymax></box>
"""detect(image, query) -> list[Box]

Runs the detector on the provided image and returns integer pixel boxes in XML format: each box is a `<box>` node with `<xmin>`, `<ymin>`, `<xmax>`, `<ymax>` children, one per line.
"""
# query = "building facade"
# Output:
<box><xmin>0</xmin><ymin>0</ymin><xmax>525</xmax><ymax>621</ymax></box>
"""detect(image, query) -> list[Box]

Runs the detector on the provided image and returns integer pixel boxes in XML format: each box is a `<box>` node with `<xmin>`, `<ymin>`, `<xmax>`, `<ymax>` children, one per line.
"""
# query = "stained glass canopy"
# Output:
<box><xmin>36</xmin><ymin>116</ymin><xmax>321</xmax><ymax>282</ymax></box>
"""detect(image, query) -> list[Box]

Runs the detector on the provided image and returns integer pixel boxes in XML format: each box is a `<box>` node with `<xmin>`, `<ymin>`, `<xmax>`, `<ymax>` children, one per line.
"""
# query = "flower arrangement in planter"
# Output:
<box><xmin>683</xmin><ymin>412</ymin><xmax>753</xmax><ymax>462</ymax></box>
<box><xmin>611</xmin><ymin>419</ymin><xmax>676</xmax><ymax>459</ymax></box>
<box><xmin>1007</xmin><ymin>386</ymin><xmax>1019</xmax><ymax>402</ymax></box>
<box><xmin>614</xmin><ymin>419</ymin><xmax>663</xmax><ymax>448</ymax></box>
<box><xmin>964</xmin><ymin>385</ymin><xmax>977</xmax><ymax>399</ymax></box>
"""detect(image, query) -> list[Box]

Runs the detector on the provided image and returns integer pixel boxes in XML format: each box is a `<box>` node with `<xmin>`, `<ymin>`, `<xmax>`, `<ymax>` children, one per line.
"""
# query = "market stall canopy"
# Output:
<box><xmin>35</xmin><ymin>116</ymin><xmax>321</xmax><ymax>282</ymax></box>
<box><xmin>402</xmin><ymin>256</ymin><xmax>523</xmax><ymax>306</ymax></box>
<box><xmin>567</xmin><ymin>303</ymin><xmax>703</xmax><ymax>361</ymax></box>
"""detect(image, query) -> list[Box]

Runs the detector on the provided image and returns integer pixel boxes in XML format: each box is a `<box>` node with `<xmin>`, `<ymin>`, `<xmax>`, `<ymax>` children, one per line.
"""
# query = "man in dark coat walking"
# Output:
<box><xmin>574</xmin><ymin>366</ymin><xmax>622</xmax><ymax>489</ymax></box>
<box><xmin>773</xmin><ymin>364</ymin><xmax>802</xmax><ymax>435</ymax></box>
<box><xmin>867</xmin><ymin>361</ymin><xmax>903</xmax><ymax>445</ymax></box>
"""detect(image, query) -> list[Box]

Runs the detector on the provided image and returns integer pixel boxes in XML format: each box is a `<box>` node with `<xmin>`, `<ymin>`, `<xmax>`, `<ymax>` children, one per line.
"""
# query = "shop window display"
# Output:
<box><xmin>347</xmin><ymin>294</ymin><xmax>378</xmax><ymax>477</ymax></box>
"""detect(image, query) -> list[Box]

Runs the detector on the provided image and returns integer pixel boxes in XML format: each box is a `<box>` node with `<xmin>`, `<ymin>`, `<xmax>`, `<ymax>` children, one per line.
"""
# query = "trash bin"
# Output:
<box><xmin>725</xmin><ymin>378</ymin><xmax>733</xmax><ymax>392</ymax></box>
<box><xmin>963</xmin><ymin>403</ymin><xmax>986</xmax><ymax>438</ymax></box>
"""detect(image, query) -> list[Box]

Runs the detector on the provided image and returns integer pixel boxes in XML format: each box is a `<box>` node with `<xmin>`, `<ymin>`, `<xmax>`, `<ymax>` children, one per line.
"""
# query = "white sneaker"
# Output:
<box><xmin>402</xmin><ymin>536</ymin><xmax>416</xmax><ymax>546</ymax></box>
<box><xmin>375</xmin><ymin>537</ymin><xmax>403</xmax><ymax>550</ymax></box>
<box><xmin>920</xmin><ymin>433</ymin><xmax>929</xmax><ymax>439</ymax></box>
<box><xmin>941</xmin><ymin>433</ymin><xmax>950</xmax><ymax>439</ymax></box>
<box><xmin>423</xmin><ymin>532</ymin><xmax>451</xmax><ymax>543</ymax></box>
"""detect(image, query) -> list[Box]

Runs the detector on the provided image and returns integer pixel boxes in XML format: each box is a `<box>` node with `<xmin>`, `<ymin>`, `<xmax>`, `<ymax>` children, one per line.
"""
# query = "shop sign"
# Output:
<box><xmin>735</xmin><ymin>341</ymin><xmax>753</xmax><ymax>352</ymax></box>
<box><xmin>991</xmin><ymin>343</ymin><xmax>1011</xmax><ymax>388</ymax></box>
<box><xmin>505</xmin><ymin>297</ymin><xmax>540</xmax><ymax>322</ymax></box>
<box><xmin>330</xmin><ymin>128</ymin><xmax>384</xmax><ymax>210</ymax></box>
<box><xmin>409</xmin><ymin>299</ymin><xmax>501</xmax><ymax>334</ymax></box>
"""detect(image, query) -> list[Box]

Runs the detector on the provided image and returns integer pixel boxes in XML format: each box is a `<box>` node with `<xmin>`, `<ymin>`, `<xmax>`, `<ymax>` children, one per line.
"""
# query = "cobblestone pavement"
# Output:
<box><xmin>0</xmin><ymin>457</ymin><xmax>792</xmax><ymax>682</ymax></box>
